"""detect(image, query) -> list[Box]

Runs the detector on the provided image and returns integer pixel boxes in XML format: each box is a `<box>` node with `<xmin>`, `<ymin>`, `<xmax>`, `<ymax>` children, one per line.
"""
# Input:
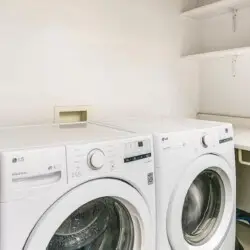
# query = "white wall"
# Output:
<box><xmin>199</xmin><ymin>6</ymin><xmax>250</xmax><ymax>117</ymax></box>
<box><xmin>0</xmin><ymin>0</ymin><xmax>199</xmax><ymax>126</ymax></box>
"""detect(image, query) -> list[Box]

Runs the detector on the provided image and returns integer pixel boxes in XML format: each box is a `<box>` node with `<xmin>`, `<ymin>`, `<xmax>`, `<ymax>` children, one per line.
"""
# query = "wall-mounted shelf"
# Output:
<box><xmin>183</xmin><ymin>46</ymin><xmax>250</xmax><ymax>60</ymax></box>
<box><xmin>181</xmin><ymin>0</ymin><xmax>250</xmax><ymax>19</ymax></box>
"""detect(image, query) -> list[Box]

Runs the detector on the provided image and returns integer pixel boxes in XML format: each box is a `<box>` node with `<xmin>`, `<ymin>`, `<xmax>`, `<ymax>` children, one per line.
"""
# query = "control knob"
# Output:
<box><xmin>202</xmin><ymin>134</ymin><xmax>213</xmax><ymax>148</ymax></box>
<box><xmin>88</xmin><ymin>149</ymin><xmax>105</xmax><ymax>170</ymax></box>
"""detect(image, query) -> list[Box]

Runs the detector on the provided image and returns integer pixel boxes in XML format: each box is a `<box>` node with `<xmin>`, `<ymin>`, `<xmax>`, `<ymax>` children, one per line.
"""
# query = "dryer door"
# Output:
<box><xmin>167</xmin><ymin>154</ymin><xmax>235</xmax><ymax>250</ymax></box>
<box><xmin>24</xmin><ymin>179</ymin><xmax>153</xmax><ymax>250</ymax></box>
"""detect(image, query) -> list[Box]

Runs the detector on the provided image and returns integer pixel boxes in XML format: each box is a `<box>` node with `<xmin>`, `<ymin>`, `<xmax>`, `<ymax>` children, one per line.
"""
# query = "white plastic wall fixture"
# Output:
<box><xmin>238</xmin><ymin>149</ymin><xmax>250</xmax><ymax>166</ymax></box>
<box><xmin>54</xmin><ymin>106</ymin><xmax>91</xmax><ymax>124</ymax></box>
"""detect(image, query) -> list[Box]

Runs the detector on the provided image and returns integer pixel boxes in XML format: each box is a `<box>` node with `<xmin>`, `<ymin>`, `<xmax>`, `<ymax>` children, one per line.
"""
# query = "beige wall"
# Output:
<box><xmin>0</xmin><ymin>0</ymin><xmax>199</xmax><ymax>125</ymax></box>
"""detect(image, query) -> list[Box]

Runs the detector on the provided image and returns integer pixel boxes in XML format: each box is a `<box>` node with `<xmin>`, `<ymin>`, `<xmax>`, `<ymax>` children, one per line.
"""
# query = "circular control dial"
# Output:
<box><xmin>202</xmin><ymin>134</ymin><xmax>213</xmax><ymax>148</ymax></box>
<box><xmin>88</xmin><ymin>149</ymin><xmax>105</xmax><ymax>170</ymax></box>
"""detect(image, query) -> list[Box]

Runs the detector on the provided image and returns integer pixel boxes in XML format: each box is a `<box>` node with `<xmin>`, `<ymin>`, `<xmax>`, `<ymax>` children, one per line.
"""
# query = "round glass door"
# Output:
<box><xmin>182</xmin><ymin>170</ymin><xmax>225</xmax><ymax>246</ymax></box>
<box><xmin>47</xmin><ymin>197</ymin><xmax>134</xmax><ymax>250</ymax></box>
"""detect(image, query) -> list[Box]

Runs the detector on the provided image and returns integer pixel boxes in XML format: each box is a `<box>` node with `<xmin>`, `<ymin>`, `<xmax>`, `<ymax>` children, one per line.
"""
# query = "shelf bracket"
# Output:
<box><xmin>232</xmin><ymin>9</ymin><xmax>238</xmax><ymax>32</ymax></box>
<box><xmin>232</xmin><ymin>55</ymin><xmax>238</xmax><ymax>78</ymax></box>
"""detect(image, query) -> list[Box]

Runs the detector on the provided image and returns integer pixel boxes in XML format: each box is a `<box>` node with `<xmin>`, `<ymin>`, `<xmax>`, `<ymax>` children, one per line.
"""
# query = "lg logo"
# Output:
<box><xmin>12</xmin><ymin>157</ymin><xmax>24</xmax><ymax>163</ymax></box>
<box><xmin>162</xmin><ymin>137</ymin><xmax>168</xmax><ymax>142</ymax></box>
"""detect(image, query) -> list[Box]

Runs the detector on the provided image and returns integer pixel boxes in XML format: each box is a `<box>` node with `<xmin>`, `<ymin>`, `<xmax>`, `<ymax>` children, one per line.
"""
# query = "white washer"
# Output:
<box><xmin>91</xmin><ymin>117</ymin><xmax>236</xmax><ymax>250</ymax></box>
<box><xmin>0</xmin><ymin>123</ymin><xmax>155</xmax><ymax>250</ymax></box>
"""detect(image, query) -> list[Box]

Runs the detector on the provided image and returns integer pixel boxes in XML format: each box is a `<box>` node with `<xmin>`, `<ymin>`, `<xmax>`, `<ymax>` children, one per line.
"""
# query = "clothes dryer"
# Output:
<box><xmin>91</xmin><ymin>117</ymin><xmax>236</xmax><ymax>250</ymax></box>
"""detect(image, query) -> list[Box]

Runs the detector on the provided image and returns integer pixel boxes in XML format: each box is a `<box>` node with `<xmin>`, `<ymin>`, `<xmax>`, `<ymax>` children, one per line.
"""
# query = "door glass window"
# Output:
<box><xmin>47</xmin><ymin>197</ymin><xmax>134</xmax><ymax>250</ymax></box>
<box><xmin>182</xmin><ymin>170</ymin><xmax>224</xmax><ymax>245</ymax></box>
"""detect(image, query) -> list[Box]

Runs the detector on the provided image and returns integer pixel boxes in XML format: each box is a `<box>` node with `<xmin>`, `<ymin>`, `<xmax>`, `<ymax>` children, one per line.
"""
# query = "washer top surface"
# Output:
<box><xmin>0</xmin><ymin>123</ymin><xmax>136</xmax><ymax>151</ymax></box>
<box><xmin>92</xmin><ymin>117</ymin><xmax>230</xmax><ymax>134</ymax></box>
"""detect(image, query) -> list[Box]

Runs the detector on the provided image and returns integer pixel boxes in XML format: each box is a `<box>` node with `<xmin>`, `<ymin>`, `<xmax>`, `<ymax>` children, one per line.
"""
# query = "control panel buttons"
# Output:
<box><xmin>124</xmin><ymin>153</ymin><xmax>152</xmax><ymax>163</ymax></box>
<box><xmin>88</xmin><ymin>149</ymin><xmax>105</xmax><ymax>170</ymax></box>
<box><xmin>124</xmin><ymin>139</ymin><xmax>151</xmax><ymax>159</ymax></box>
<box><xmin>202</xmin><ymin>134</ymin><xmax>212</xmax><ymax>148</ymax></box>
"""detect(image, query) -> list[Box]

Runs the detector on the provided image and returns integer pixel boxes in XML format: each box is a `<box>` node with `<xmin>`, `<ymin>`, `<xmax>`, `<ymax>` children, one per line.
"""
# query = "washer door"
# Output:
<box><xmin>167</xmin><ymin>154</ymin><xmax>235</xmax><ymax>250</ymax></box>
<box><xmin>24</xmin><ymin>179</ymin><xmax>152</xmax><ymax>250</ymax></box>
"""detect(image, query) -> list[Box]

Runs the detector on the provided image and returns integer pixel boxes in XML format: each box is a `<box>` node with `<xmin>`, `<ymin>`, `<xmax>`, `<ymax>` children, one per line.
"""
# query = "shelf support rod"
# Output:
<box><xmin>232</xmin><ymin>55</ymin><xmax>238</xmax><ymax>78</ymax></box>
<box><xmin>232</xmin><ymin>9</ymin><xmax>238</xmax><ymax>32</ymax></box>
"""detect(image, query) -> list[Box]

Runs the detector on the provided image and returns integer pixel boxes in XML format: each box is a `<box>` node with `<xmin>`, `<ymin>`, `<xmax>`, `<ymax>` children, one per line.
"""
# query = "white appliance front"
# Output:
<box><xmin>153</xmin><ymin>125</ymin><xmax>236</xmax><ymax>250</ymax></box>
<box><xmin>166</xmin><ymin>154</ymin><xmax>234</xmax><ymax>250</ymax></box>
<box><xmin>90</xmin><ymin>117</ymin><xmax>236</xmax><ymax>250</ymax></box>
<box><xmin>24</xmin><ymin>178</ymin><xmax>151</xmax><ymax>250</ymax></box>
<box><xmin>0</xmin><ymin>124</ymin><xmax>155</xmax><ymax>250</ymax></box>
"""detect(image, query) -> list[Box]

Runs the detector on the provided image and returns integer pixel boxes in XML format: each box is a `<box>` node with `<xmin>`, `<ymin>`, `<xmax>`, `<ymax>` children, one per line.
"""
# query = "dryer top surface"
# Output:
<box><xmin>91</xmin><ymin>117</ymin><xmax>231</xmax><ymax>135</ymax></box>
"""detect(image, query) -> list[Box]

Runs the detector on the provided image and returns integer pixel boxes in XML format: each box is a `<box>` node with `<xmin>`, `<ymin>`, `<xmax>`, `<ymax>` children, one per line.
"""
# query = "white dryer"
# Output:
<box><xmin>0</xmin><ymin>123</ymin><xmax>155</xmax><ymax>250</ymax></box>
<box><xmin>91</xmin><ymin>117</ymin><xmax>236</xmax><ymax>250</ymax></box>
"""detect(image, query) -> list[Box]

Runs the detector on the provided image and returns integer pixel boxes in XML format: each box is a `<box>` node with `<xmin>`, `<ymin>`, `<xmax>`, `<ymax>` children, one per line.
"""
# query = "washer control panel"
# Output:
<box><xmin>124</xmin><ymin>139</ymin><xmax>152</xmax><ymax>163</ymax></box>
<box><xmin>66</xmin><ymin>136</ymin><xmax>153</xmax><ymax>183</ymax></box>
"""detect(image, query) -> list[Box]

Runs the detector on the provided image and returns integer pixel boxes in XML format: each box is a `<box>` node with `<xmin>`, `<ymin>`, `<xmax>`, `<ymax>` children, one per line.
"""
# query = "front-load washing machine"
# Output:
<box><xmin>91</xmin><ymin>117</ymin><xmax>236</xmax><ymax>250</ymax></box>
<box><xmin>0</xmin><ymin>123</ymin><xmax>155</xmax><ymax>250</ymax></box>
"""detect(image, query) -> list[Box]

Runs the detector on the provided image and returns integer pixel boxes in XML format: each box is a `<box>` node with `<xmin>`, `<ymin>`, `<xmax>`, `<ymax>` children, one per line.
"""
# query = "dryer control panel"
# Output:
<box><xmin>218</xmin><ymin>126</ymin><xmax>234</xmax><ymax>145</ymax></box>
<box><xmin>159</xmin><ymin>124</ymin><xmax>234</xmax><ymax>152</ymax></box>
<box><xmin>200</xmin><ymin>125</ymin><xmax>234</xmax><ymax>149</ymax></box>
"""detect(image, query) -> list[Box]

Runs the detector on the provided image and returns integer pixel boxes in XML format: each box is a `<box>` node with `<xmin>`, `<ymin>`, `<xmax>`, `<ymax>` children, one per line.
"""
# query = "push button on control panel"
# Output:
<box><xmin>219</xmin><ymin>137</ymin><xmax>233</xmax><ymax>144</ymax></box>
<box><xmin>124</xmin><ymin>139</ymin><xmax>152</xmax><ymax>163</ymax></box>
<box><xmin>124</xmin><ymin>153</ymin><xmax>152</xmax><ymax>163</ymax></box>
